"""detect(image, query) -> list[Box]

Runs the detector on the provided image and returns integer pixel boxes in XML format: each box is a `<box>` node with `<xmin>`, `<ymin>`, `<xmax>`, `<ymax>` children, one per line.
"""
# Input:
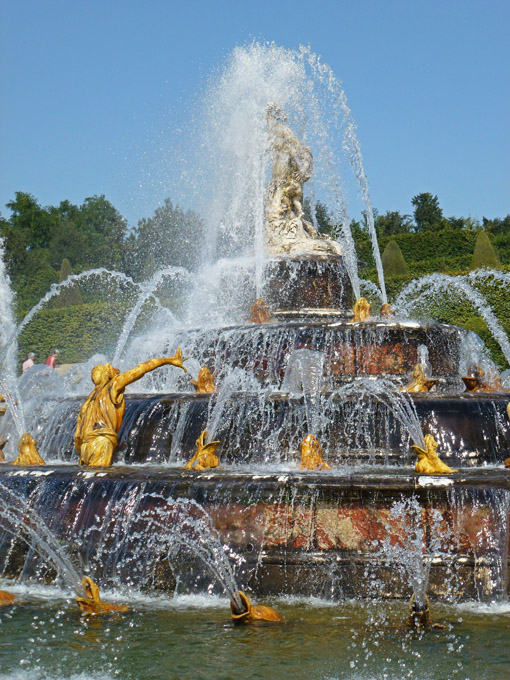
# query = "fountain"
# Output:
<box><xmin>0</xmin><ymin>45</ymin><xmax>509</xmax><ymax>638</ymax></box>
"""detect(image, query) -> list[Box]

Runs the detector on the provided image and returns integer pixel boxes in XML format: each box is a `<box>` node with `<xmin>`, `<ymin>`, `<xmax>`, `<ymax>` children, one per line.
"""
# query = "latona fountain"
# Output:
<box><xmin>0</xmin><ymin>42</ymin><xmax>509</xmax><ymax>679</ymax></box>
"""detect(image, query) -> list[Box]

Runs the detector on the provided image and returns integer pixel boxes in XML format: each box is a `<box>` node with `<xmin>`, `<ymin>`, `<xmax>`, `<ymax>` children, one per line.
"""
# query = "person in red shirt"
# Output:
<box><xmin>45</xmin><ymin>349</ymin><xmax>60</xmax><ymax>369</ymax></box>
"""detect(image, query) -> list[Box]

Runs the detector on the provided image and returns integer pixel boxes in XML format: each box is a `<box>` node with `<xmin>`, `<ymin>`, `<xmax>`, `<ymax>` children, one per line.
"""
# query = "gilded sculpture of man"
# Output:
<box><xmin>75</xmin><ymin>349</ymin><xmax>187</xmax><ymax>467</ymax></box>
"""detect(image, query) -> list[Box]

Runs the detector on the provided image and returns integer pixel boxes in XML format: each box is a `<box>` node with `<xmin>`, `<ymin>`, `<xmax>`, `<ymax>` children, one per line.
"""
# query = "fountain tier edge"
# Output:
<box><xmin>0</xmin><ymin>465</ymin><xmax>508</xmax><ymax>602</ymax></box>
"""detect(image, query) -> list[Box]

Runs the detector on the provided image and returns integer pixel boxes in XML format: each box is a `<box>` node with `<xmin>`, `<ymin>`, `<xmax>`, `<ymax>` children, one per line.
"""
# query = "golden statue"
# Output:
<box><xmin>380</xmin><ymin>303</ymin><xmax>395</xmax><ymax>320</ymax></box>
<box><xmin>75</xmin><ymin>349</ymin><xmax>187</xmax><ymax>467</ymax></box>
<box><xmin>402</xmin><ymin>363</ymin><xmax>437</xmax><ymax>393</ymax></box>
<box><xmin>0</xmin><ymin>590</ymin><xmax>17</xmax><ymax>607</ymax></box>
<box><xmin>75</xmin><ymin>577</ymin><xmax>128</xmax><ymax>616</ymax></box>
<box><xmin>299</xmin><ymin>434</ymin><xmax>331</xmax><ymax>471</ymax></box>
<box><xmin>191</xmin><ymin>366</ymin><xmax>215</xmax><ymax>394</ymax></box>
<box><xmin>183</xmin><ymin>430</ymin><xmax>220</xmax><ymax>471</ymax></box>
<box><xmin>351</xmin><ymin>297</ymin><xmax>372</xmax><ymax>322</ymax></box>
<box><xmin>411</xmin><ymin>434</ymin><xmax>458</xmax><ymax>475</ymax></box>
<box><xmin>249</xmin><ymin>298</ymin><xmax>272</xmax><ymax>324</ymax></box>
<box><xmin>406</xmin><ymin>594</ymin><xmax>446</xmax><ymax>629</ymax></box>
<box><xmin>230</xmin><ymin>590</ymin><xmax>282</xmax><ymax>624</ymax></box>
<box><xmin>0</xmin><ymin>393</ymin><xmax>6</xmax><ymax>417</ymax></box>
<box><xmin>0</xmin><ymin>437</ymin><xmax>7</xmax><ymax>462</ymax></box>
<box><xmin>11</xmin><ymin>433</ymin><xmax>45</xmax><ymax>466</ymax></box>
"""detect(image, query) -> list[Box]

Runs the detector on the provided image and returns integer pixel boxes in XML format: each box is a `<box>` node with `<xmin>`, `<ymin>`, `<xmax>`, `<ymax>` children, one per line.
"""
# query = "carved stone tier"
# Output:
<box><xmin>1</xmin><ymin>467</ymin><xmax>508</xmax><ymax>601</ymax></box>
<box><xmin>261</xmin><ymin>255</ymin><xmax>353</xmax><ymax>318</ymax></box>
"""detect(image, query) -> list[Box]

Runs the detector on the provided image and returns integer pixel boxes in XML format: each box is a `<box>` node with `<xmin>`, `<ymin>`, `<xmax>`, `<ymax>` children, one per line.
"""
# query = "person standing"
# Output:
<box><xmin>45</xmin><ymin>349</ymin><xmax>59</xmax><ymax>369</ymax></box>
<box><xmin>22</xmin><ymin>352</ymin><xmax>35</xmax><ymax>373</ymax></box>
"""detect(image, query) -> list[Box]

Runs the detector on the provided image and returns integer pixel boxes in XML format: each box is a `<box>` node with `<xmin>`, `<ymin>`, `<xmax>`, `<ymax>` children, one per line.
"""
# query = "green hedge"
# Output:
<box><xmin>17</xmin><ymin>302</ymin><xmax>131</xmax><ymax>369</ymax></box>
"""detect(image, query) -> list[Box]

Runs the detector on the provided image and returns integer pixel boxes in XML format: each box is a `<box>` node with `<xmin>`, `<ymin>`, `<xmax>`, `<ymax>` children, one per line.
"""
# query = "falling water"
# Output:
<box><xmin>396</xmin><ymin>273</ymin><xmax>510</xmax><ymax>365</ymax></box>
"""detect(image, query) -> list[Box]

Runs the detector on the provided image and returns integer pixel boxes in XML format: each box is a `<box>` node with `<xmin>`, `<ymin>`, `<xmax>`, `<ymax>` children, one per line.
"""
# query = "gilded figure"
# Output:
<box><xmin>191</xmin><ymin>366</ymin><xmax>215</xmax><ymax>394</ymax></box>
<box><xmin>249</xmin><ymin>298</ymin><xmax>273</xmax><ymax>324</ymax></box>
<box><xmin>11</xmin><ymin>433</ymin><xmax>45</xmax><ymax>466</ymax></box>
<box><xmin>351</xmin><ymin>297</ymin><xmax>372</xmax><ymax>322</ymax></box>
<box><xmin>183</xmin><ymin>430</ymin><xmax>220</xmax><ymax>471</ymax></box>
<box><xmin>75</xmin><ymin>349</ymin><xmax>187</xmax><ymax>467</ymax></box>
<box><xmin>299</xmin><ymin>434</ymin><xmax>331</xmax><ymax>471</ymax></box>
<box><xmin>230</xmin><ymin>590</ymin><xmax>282</xmax><ymax>624</ymax></box>
<box><xmin>75</xmin><ymin>577</ymin><xmax>128</xmax><ymax>616</ymax></box>
<box><xmin>411</xmin><ymin>434</ymin><xmax>458</xmax><ymax>475</ymax></box>
<box><xmin>402</xmin><ymin>363</ymin><xmax>437</xmax><ymax>393</ymax></box>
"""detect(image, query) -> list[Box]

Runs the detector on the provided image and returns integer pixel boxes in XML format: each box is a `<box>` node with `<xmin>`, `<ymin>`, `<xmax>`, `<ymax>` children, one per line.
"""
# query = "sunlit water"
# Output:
<box><xmin>0</xmin><ymin>592</ymin><xmax>509</xmax><ymax>680</ymax></box>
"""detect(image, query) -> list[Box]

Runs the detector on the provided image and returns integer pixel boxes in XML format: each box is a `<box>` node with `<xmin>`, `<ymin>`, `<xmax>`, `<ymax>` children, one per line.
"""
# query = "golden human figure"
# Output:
<box><xmin>230</xmin><ymin>590</ymin><xmax>282</xmax><ymax>624</ymax></box>
<box><xmin>11</xmin><ymin>433</ymin><xmax>45</xmax><ymax>466</ymax></box>
<box><xmin>411</xmin><ymin>434</ymin><xmax>458</xmax><ymax>474</ymax></box>
<box><xmin>183</xmin><ymin>430</ymin><xmax>220</xmax><ymax>471</ymax></box>
<box><xmin>75</xmin><ymin>349</ymin><xmax>187</xmax><ymax>467</ymax></box>
<box><xmin>299</xmin><ymin>434</ymin><xmax>331</xmax><ymax>471</ymax></box>
<box><xmin>75</xmin><ymin>577</ymin><xmax>128</xmax><ymax>616</ymax></box>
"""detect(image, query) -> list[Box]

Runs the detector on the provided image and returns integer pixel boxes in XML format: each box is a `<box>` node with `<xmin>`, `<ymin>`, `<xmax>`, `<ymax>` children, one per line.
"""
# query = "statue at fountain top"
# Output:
<box><xmin>75</xmin><ymin>576</ymin><xmax>128</xmax><ymax>616</ymax></box>
<box><xmin>183</xmin><ymin>430</ymin><xmax>220</xmax><ymax>471</ymax></box>
<box><xmin>191</xmin><ymin>366</ymin><xmax>215</xmax><ymax>394</ymax></box>
<box><xmin>351</xmin><ymin>297</ymin><xmax>372</xmax><ymax>322</ymax></box>
<box><xmin>411</xmin><ymin>434</ymin><xmax>458</xmax><ymax>475</ymax></box>
<box><xmin>299</xmin><ymin>434</ymin><xmax>331</xmax><ymax>471</ymax></box>
<box><xmin>75</xmin><ymin>349</ymin><xmax>187</xmax><ymax>467</ymax></box>
<box><xmin>265</xmin><ymin>103</ymin><xmax>342</xmax><ymax>257</ymax></box>
<box><xmin>230</xmin><ymin>590</ymin><xmax>282</xmax><ymax>624</ymax></box>
<box><xmin>10</xmin><ymin>433</ymin><xmax>45</xmax><ymax>466</ymax></box>
<box><xmin>402</xmin><ymin>363</ymin><xmax>438</xmax><ymax>393</ymax></box>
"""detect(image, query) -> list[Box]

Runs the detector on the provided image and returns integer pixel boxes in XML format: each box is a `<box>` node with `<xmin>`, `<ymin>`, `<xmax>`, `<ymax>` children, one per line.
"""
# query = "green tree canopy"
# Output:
<box><xmin>411</xmin><ymin>193</ymin><xmax>445</xmax><ymax>232</ymax></box>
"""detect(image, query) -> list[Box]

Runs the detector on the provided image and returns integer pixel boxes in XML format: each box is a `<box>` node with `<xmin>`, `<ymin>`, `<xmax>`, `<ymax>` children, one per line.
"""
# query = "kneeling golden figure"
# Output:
<box><xmin>230</xmin><ymin>591</ymin><xmax>282</xmax><ymax>624</ymax></box>
<box><xmin>402</xmin><ymin>363</ymin><xmax>437</xmax><ymax>393</ymax></box>
<box><xmin>183</xmin><ymin>430</ymin><xmax>220</xmax><ymax>471</ymax></box>
<box><xmin>300</xmin><ymin>434</ymin><xmax>331</xmax><ymax>471</ymax></box>
<box><xmin>411</xmin><ymin>434</ymin><xmax>458</xmax><ymax>474</ymax></box>
<box><xmin>11</xmin><ymin>433</ymin><xmax>45</xmax><ymax>466</ymax></box>
<box><xmin>75</xmin><ymin>577</ymin><xmax>128</xmax><ymax>616</ymax></box>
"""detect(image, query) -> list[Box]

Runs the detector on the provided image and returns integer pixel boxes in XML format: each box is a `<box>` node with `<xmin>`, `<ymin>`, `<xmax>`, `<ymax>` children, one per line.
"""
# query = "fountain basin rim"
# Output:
<box><xmin>1</xmin><ymin>465</ymin><xmax>508</xmax><ymax>490</ymax></box>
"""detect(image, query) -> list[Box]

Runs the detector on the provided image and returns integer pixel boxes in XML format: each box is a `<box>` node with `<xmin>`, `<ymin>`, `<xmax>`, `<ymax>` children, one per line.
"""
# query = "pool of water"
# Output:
<box><xmin>0</xmin><ymin>587</ymin><xmax>509</xmax><ymax>680</ymax></box>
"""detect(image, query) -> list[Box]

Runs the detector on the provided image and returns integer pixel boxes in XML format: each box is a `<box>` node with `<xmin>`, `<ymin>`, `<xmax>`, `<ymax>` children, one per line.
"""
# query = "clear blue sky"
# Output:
<box><xmin>1</xmin><ymin>0</ymin><xmax>508</xmax><ymax>227</ymax></box>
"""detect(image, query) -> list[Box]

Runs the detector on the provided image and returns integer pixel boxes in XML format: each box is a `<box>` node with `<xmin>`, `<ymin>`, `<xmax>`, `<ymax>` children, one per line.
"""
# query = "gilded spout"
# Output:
<box><xmin>75</xmin><ymin>577</ymin><xmax>128</xmax><ymax>616</ymax></box>
<box><xmin>351</xmin><ymin>297</ymin><xmax>372</xmax><ymax>322</ymax></box>
<box><xmin>183</xmin><ymin>430</ymin><xmax>220</xmax><ymax>471</ymax></box>
<box><xmin>230</xmin><ymin>590</ymin><xmax>282</xmax><ymax>624</ymax></box>
<box><xmin>10</xmin><ymin>433</ymin><xmax>45</xmax><ymax>466</ymax></box>
<box><xmin>299</xmin><ymin>434</ymin><xmax>331</xmax><ymax>471</ymax></box>
<box><xmin>411</xmin><ymin>434</ymin><xmax>458</xmax><ymax>474</ymax></box>
<box><xmin>191</xmin><ymin>366</ymin><xmax>215</xmax><ymax>394</ymax></box>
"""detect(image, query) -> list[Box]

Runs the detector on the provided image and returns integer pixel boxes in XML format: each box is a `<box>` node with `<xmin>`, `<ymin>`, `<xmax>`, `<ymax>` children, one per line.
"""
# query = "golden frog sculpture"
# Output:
<box><xmin>380</xmin><ymin>303</ymin><xmax>395</xmax><ymax>320</ymax></box>
<box><xmin>75</xmin><ymin>577</ymin><xmax>128</xmax><ymax>616</ymax></box>
<box><xmin>75</xmin><ymin>349</ymin><xmax>187</xmax><ymax>467</ymax></box>
<box><xmin>230</xmin><ymin>590</ymin><xmax>282</xmax><ymax>624</ymax></box>
<box><xmin>0</xmin><ymin>590</ymin><xmax>17</xmax><ymax>607</ymax></box>
<box><xmin>402</xmin><ymin>363</ymin><xmax>438</xmax><ymax>393</ymax></box>
<box><xmin>11</xmin><ymin>433</ymin><xmax>45</xmax><ymax>466</ymax></box>
<box><xmin>249</xmin><ymin>298</ymin><xmax>272</xmax><ymax>324</ymax></box>
<box><xmin>191</xmin><ymin>366</ymin><xmax>215</xmax><ymax>394</ymax></box>
<box><xmin>299</xmin><ymin>434</ymin><xmax>331</xmax><ymax>471</ymax></box>
<box><xmin>411</xmin><ymin>434</ymin><xmax>458</xmax><ymax>474</ymax></box>
<box><xmin>183</xmin><ymin>430</ymin><xmax>220</xmax><ymax>471</ymax></box>
<box><xmin>351</xmin><ymin>297</ymin><xmax>372</xmax><ymax>322</ymax></box>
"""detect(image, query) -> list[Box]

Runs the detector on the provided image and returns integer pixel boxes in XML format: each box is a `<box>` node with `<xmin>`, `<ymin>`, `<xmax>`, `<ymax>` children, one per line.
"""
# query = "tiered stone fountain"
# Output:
<box><xmin>0</xmin><ymin>46</ymin><xmax>508</xmax><ymax>610</ymax></box>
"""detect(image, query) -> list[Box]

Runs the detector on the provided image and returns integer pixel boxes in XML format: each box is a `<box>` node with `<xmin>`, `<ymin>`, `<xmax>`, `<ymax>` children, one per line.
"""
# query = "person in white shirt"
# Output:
<box><xmin>22</xmin><ymin>352</ymin><xmax>35</xmax><ymax>373</ymax></box>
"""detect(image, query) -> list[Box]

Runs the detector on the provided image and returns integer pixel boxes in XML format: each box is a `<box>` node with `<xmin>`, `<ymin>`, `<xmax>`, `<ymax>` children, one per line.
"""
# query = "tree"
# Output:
<box><xmin>470</xmin><ymin>230</ymin><xmax>500</xmax><ymax>270</ymax></box>
<box><xmin>375</xmin><ymin>211</ymin><xmax>413</xmax><ymax>237</ymax></box>
<box><xmin>55</xmin><ymin>258</ymin><xmax>83</xmax><ymax>308</ymax></box>
<box><xmin>411</xmin><ymin>193</ymin><xmax>444</xmax><ymax>232</ymax></box>
<box><xmin>129</xmin><ymin>198</ymin><xmax>204</xmax><ymax>279</ymax></box>
<box><xmin>381</xmin><ymin>240</ymin><xmax>409</xmax><ymax>278</ymax></box>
